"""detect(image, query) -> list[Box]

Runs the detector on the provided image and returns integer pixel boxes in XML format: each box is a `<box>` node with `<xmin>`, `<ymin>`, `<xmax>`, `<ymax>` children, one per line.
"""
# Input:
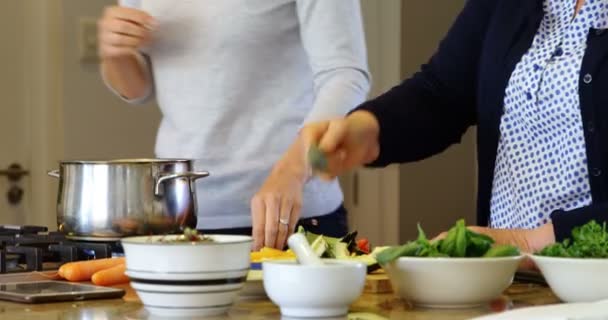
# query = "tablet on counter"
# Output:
<box><xmin>0</xmin><ymin>280</ymin><xmax>125</xmax><ymax>303</ymax></box>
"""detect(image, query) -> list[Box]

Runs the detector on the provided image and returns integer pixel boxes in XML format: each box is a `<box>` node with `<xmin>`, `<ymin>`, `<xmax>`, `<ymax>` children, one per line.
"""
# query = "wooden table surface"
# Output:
<box><xmin>0</xmin><ymin>280</ymin><xmax>560</xmax><ymax>320</ymax></box>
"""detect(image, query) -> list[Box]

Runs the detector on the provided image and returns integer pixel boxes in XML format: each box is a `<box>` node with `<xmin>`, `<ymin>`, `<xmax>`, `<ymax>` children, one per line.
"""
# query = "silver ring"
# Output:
<box><xmin>279</xmin><ymin>218</ymin><xmax>289</xmax><ymax>226</ymax></box>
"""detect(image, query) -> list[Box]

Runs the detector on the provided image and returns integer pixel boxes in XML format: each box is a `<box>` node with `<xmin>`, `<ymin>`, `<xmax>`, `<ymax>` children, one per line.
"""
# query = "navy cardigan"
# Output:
<box><xmin>357</xmin><ymin>0</ymin><xmax>608</xmax><ymax>241</ymax></box>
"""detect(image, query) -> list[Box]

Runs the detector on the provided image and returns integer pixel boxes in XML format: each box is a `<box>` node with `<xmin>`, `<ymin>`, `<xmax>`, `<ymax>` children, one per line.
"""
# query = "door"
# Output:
<box><xmin>0</xmin><ymin>0</ymin><xmax>63</xmax><ymax>228</ymax></box>
<box><xmin>0</xmin><ymin>0</ymin><xmax>29</xmax><ymax>225</ymax></box>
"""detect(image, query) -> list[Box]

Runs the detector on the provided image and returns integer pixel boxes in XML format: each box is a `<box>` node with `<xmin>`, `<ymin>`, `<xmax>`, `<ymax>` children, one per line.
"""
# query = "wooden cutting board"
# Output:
<box><xmin>364</xmin><ymin>271</ymin><xmax>392</xmax><ymax>294</ymax></box>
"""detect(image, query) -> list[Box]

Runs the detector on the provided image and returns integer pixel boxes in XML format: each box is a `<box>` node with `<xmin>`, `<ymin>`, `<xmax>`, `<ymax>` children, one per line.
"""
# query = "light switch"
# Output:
<box><xmin>79</xmin><ymin>18</ymin><xmax>99</xmax><ymax>63</ymax></box>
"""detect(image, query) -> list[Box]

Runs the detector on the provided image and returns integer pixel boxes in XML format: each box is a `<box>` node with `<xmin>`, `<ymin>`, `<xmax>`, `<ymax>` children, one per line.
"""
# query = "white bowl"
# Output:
<box><xmin>530</xmin><ymin>255</ymin><xmax>608</xmax><ymax>303</ymax></box>
<box><xmin>383</xmin><ymin>256</ymin><xmax>523</xmax><ymax>308</ymax></box>
<box><xmin>121</xmin><ymin>234</ymin><xmax>252</xmax><ymax>317</ymax></box>
<box><xmin>263</xmin><ymin>260</ymin><xmax>366</xmax><ymax>318</ymax></box>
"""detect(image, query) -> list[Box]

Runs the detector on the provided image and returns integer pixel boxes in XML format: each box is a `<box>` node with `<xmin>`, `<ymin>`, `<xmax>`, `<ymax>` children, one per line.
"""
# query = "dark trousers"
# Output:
<box><xmin>199</xmin><ymin>204</ymin><xmax>349</xmax><ymax>238</ymax></box>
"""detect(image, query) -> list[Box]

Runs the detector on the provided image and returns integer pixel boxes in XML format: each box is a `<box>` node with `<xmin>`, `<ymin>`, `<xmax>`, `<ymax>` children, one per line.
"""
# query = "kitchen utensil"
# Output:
<box><xmin>122</xmin><ymin>234</ymin><xmax>252</xmax><ymax>317</ymax></box>
<box><xmin>287</xmin><ymin>233</ymin><xmax>324</xmax><ymax>265</ymax></box>
<box><xmin>48</xmin><ymin>159</ymin><xmax>209</xmax><ymax>240</ymax></box>
<box><xmin>263</xmin><ymin>260</ymin><xmax>366</xmax><ymax>318</ymax></box>
<box><xmin>0</xmin><ymin>281</ymin><xmax>125</xmax><ymax>303</ymax></box>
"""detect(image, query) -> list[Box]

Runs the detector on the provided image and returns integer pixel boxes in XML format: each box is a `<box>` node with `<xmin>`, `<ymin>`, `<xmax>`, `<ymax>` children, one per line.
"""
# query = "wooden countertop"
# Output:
<box><xmin>0</xmin><ymin>281</ymin><xmax>560</xmax><ymax>320</ymax></box>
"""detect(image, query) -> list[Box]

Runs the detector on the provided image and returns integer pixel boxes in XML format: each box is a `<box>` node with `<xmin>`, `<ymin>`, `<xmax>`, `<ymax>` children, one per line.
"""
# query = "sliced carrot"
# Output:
<box><xmin>58</xmin><ymin>257</ymin><xmax>126</xmax><ymax>282</ymax></box>
<box><xmin>91</xmin><ymin>263</ymin><xmax>129</xmax><ymax>286</ymax></box>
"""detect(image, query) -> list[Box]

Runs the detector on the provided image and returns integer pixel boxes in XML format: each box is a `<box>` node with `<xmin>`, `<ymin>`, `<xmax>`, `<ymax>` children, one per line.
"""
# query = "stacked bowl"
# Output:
<box><xmin>121</xmin><ymin>234</ymin><xmax>252</xmax><ymax>317</ymax></box>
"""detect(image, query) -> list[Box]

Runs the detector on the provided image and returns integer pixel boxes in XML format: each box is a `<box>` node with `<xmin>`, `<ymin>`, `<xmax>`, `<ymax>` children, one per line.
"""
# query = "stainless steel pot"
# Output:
<box><xmin>47</xmin><ymin>159</ymin><xmax>209</xmax><ymax>241</ymax></box>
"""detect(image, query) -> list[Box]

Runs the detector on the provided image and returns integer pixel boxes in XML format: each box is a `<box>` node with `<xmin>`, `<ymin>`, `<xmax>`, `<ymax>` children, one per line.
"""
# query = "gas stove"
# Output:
<box><xmin>0</xmin><ymin>225</ymin><xmax>123</xmax><ymax>274</ymax></box>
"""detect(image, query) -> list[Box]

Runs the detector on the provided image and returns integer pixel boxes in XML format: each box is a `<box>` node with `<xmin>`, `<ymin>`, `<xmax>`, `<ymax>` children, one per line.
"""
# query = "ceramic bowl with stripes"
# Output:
<box><xmin>122</xmin><ymin>234</ymin><xmax>252</xmax><ymax>317</ymax></box>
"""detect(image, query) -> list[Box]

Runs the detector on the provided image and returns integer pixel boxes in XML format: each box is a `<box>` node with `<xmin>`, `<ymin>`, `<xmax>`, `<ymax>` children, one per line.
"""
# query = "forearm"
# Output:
<box><xmin>304</xmin><ymin>68</ymin><xmax>370</xmax><ymax>124</ymax></box>
<box><xmin>100</xmin><ymin>51</ymin><xmax>152</xmax><ymax>101</ymax></box>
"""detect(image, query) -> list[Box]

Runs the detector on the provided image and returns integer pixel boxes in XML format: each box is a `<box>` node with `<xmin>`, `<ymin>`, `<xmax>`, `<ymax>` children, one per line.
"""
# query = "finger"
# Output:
<box><xmin>301</xmin><ymin>122</ymin><xmax>330</xmax><ymax>149</ymax></box>
<box><xmin>518</xmin><ymin>256</ymin><xmax>538</xmax><ymax>271</ymax></box>
<box><xmin>289</xmin><ymin>202</ymin><xmax>301</xmax><ymax>235</ymax></box>
<box><xmin>101</xmin><ymin>19</ymin><xmax>149</xmax><ymax>39</ymax></box>
<box><xmin>105</xmin><ymin>6</ymin><xmax>157</xmax><ymax>29</ymax></box>
<box><xmin>322</xmin><ymin>148</ymin><xmax>349</xmax><ymax>178</ymax></box>
<box><xmin>319</xmin><ymin>120</ymin><xmax>348</xmax><ymax>153</ymax></box>
<box><xmin>275</xmin><ymin>198</ymin><xmax>293</xmax><ymax>250</ymax></box>
<box><xmin>363</xmin><ymin>142</ymin><xmax>380</xmax><ymax>164</ymax></box>
<box><xmin>100</xmin><ymin>31</ymin><xmax>145</xmax><ymax>47</ymax></box>
<box><xmin>264</xmin><ymin>195</ymin><xmax>280</xmax><ymax>249</ymax></box>
<box><xmin>251</xmin><ymin>197</ymin><xmax>266</xmax><ymax>251</ymax></box>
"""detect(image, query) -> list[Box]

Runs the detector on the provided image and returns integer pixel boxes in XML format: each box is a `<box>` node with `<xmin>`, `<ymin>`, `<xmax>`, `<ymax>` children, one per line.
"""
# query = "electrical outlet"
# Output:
<box><xmin>79</xmin><ymin>18</ymin><xmax>99</xmax><ymax>63</ymax></box>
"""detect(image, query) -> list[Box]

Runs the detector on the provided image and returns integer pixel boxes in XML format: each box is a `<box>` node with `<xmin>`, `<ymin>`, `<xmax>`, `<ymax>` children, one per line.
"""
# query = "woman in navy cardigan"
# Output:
<box><xmin>303</xmin><ymin>0</ymin><xmax>608</xmax><ymax>252</ymax></box>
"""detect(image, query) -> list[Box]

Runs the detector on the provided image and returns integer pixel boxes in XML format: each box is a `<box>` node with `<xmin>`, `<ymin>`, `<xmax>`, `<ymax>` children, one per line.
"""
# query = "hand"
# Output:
<box><xmin>301</xmin><ymin>111</ymin><xmax>381</xmax><ymax>180</ymax></box>
<box><xmin>464</xmin><ymin>224</ymin><xmax>555</xmax><ymax>254</ymax></box>
<box><xmin>251</xmin><ymin>138</ymin><xmax>308</xmax><ymax>251</ymax></box>
<box><xmin>434</xmin><ymin>223</ymin><xmax>556</xmax><ymax>269</ymax></box>
<box><xmin>98</xmin><ymin>6</ymin><xmax>157</xmax><ymax>59</ymax></box>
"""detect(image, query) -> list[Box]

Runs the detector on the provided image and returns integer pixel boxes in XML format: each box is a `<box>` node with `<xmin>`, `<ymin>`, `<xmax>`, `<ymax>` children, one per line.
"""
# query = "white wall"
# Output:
<box><xmin>61</xmin><ymin>0</ymin><xmax>160</xmax><ymax>160</ymax></box>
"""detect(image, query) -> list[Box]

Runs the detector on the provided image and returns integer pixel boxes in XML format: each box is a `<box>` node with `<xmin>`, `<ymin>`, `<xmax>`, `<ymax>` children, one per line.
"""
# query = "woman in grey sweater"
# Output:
<box><xmin>98</xmin><ymin>0</ymin><xmax>370</xmax><ymax>250</ymax></box>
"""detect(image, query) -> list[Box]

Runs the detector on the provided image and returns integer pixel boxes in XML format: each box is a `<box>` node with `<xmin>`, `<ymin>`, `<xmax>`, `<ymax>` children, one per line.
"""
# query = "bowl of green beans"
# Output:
<box><xmin>377</xmin><ymin>219</ymin><xmax>522</xmax><ymax>308</ymax></box>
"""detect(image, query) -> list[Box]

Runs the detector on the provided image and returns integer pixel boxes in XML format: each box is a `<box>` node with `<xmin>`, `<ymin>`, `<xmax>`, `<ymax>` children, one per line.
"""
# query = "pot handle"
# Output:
<box><xmin>154</xmin><ymin>171</ymin><xmax>210</xmax><ymax>196</ymax></box>
<box><xmin>47</xmin><ymin>170</ymin><xmax>60</xmax><ymax>178</ymax></box>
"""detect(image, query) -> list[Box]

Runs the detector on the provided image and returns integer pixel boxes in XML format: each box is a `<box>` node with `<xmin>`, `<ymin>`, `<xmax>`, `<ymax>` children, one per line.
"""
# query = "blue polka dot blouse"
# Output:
<box><xmin>490</xmin><ymin>0</ymin><xmax>608</xmax><ymax>228</ymax></box>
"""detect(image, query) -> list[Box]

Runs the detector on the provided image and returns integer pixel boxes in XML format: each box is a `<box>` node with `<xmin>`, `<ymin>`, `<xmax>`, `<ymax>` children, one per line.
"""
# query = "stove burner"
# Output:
<box><xmin>0</xmin><ymin>225</ymin><xmax>123</xmax><ymax>274</ymax></box>
<box><xmin>0</xmin><ymin>225</ymin><xmax>48</xmax><ymax>236</ymax></box>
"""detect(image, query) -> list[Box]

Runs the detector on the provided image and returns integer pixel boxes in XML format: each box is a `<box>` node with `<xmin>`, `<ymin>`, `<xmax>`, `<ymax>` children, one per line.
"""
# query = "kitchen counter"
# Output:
<box><xmin>0</xmin><ymin>281</ymin><xmax>560</xmax><ymax>320</ymax></box>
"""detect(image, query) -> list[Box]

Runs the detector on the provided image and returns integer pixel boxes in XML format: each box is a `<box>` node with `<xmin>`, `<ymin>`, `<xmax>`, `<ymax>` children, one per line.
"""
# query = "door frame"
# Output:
<box><xmin>343</xmin><ymin>0</ymin><xmax>401</xmax><ymax>246</ymax></box>
<box><xmin>22</xmin><ymin>0</ymin><xmax>64</xmax><ymax>229</ymax></box>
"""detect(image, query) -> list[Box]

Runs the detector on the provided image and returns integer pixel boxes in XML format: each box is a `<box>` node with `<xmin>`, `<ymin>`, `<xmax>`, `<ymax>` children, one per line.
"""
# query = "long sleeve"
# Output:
<box><xmin>354</xmin><ymin>0</ymin><xmax>498</xmax><ymax>166</ymax></box>
<box><xmin>101</xmin><ymin>0</ymin><xmax>155</xmax><ymax>105</ymax></box>
<box><xmin>551</xmin><ymin>206</ymin><xmax>608</xmax><ymax>241</ymax></box>
<box><xmin>296</xmin><ymin>0</ymin><xmax>371</xmax><ymax>123</ymax></box>
<box><xmin>101</xmin><ymin>53</ymin><xmax>155</xmax><ymax>105</ymax></box>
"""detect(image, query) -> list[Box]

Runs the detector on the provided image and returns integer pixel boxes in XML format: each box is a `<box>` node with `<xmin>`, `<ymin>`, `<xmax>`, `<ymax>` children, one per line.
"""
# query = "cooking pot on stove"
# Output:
<box><xmin>47</xmin><ymin>159</ymin><xmax>209</xmax><ymax>241</ymax></box>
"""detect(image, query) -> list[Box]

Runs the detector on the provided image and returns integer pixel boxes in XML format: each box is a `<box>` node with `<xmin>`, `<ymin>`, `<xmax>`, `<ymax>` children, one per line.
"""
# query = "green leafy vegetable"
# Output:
<box><xmin>376</xmin><ymin>219</ymin><xmax>520</xmax><ymax>265</ymax></box>
<box><xmin>483</xmin><ymin>245</ymin><xmax>521</xmax><ymax>257</ymax></box>
<box><xmin>537</xmin><ymin>220</ymin><xmax>608</xmax><ymax>258</ymax></box>
<box><xmin>308</xmin><ymin>145</ymin><xmax>328</xmax><ymax>172</ymax></box>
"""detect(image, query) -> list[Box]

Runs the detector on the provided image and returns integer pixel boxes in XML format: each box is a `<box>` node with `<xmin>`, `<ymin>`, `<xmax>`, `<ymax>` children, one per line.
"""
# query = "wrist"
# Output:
<box><xmin>526</xmin><ymin>223</ymin><xmax>556</xmax><ymax>253</ymax></box>
<box><xmin>348</xmin><ymin>110</ymin><xmax>381</xmax><ymax>163</ymax></box>
<box><xmin>272</xmin><ymin>137</ymin><xmax>309</xmax><ymax>185</ymax></box>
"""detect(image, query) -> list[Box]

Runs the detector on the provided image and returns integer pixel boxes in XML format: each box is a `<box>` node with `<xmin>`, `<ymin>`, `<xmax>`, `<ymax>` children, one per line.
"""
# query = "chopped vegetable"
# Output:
<box><xmin>155</xmin><ymin>227</ymin><xmax>213</xmax><ymax>243</ymax></box>
<box><xmin>308</xmin><ymin>145</ymin><xmax>328</xmax><ymax>172</ymax></box>
<box><xmin>376</xmin><ymin>219</ymin><xmax>520</xmax><ymax>265</ymax></box>
<box><xmin>537</xmin><ymin>220</ymin><xmax>608</xmax><ymax>258</ymax></box>
<box><xmin>91</xmin><ymin>263</ymin><xmax>129</xmax><ymax>286</ymax></box>
<box><xmin>58</xmin><ymin>257</ymin><xmax>126</xmax><ymax>282</ymax></box>
<box><xmin>296</xmin><ymin>226</ymin><xmax>380</xmax><ymax>272</ymax></box>
<box><xmin>250</xmin><ymin>247</ymin><xmax>295</xmax><ymax>263</ymax></box>
<box><xmin>483</xmin><ymin>245</ymin><xmax>521</xmax><ymax>258</ymax></box>
<box><xmin>357</xmin><ymin>238</ymin><xmax>370</xmax><ymax>254</ymax></box>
